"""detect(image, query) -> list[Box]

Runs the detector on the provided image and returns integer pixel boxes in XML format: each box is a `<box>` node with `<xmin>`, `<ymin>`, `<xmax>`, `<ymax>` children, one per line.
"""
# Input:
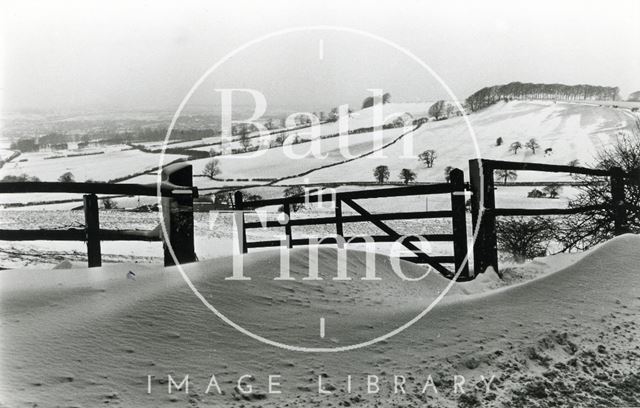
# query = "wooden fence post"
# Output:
<box><xmin>283</xmin><ymin>201</ymin><xmax>293</xmax><ymax>248</ymax></box>
<box><xmin>234</xmin><ymin>191</ymin><xmax>247</xmax><ymax>254</ymax></box>
<box><xmin>469</xmin><ymin>159</ymin><xmax>498</xmax><ymax>275</ymax></box>
<box><xmin>610</xmin><ymin>166</ymin><xmax>627</xmax><ymax>235</ymax></box>
<box><xmin>335</xmin><ymin>198</ymin><xmax>344</xmax><ymax>238</ymax></box>
<box><xmin>449</xmin><ymin>168</ymin><xmax>470</xmax><ymax>280</ymax></box>
<box><xmin>83</xmin><ymin>193</ymin><xmax>102</xmax><ymax>267</ymax></box>
<box><xmin>161</xmin><ymin>163</ymin><xmax>196</xmax><ymax>266</ymax></box>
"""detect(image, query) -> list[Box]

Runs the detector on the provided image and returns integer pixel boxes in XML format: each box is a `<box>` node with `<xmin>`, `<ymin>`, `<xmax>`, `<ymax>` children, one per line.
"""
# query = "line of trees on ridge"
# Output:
<box><xmin>465</xmin><ymin>82</ymin><xmax>620</xmax><ymax>112</ymax></box>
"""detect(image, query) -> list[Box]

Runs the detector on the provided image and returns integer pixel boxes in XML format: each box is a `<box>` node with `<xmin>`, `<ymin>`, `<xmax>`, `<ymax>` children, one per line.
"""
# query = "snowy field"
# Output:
<box><xmin>178</xmin><ymin>102</ymin><xmax>432</xmax><ymax>152</ymax></box>
<box><xmin>190</xmin><ymin>126</ymin><xmax>409</xmax><ymax>180</ymax></box>
<box><xmin>0</xmin><ymin>148</ymin><xmax>186</xmax><ymax>183</ymax></box>
<box><xmin>1</xmin><ymin>234</ymin><xmax>638</xmax><ymax>406</ymax></box>
<box><xmin>282</xmin><ymin>101</ymin><xmax>638</xmax><ymax>184</ymax></box>
<box><xmin>184</xmin><ymin>100</ymin><xmax>639</xmax><ymax>186</ymax></box>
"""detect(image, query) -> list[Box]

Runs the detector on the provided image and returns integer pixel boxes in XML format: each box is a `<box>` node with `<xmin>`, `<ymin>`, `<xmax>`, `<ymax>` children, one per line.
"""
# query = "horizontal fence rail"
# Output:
<box><xmin>0</xmin><ymin>228</ymin><xmax>161</xmax><ymax>241</ymax></box>
<box><xmin>0</xmin><ymin>229</ymin><xmax>89</xmax><ymax>241</ymax></box>
<box><xmin>244</xmin><ymin>234</ymin><xmax>456</xmax><ymax>248</ymax></box>
<box><xmin>243</xmin><ymin>211</ymin><xmax>454</xmax><ymax>228</ymax></box>
<box><xmin>493</xmin><ymin>204</ymin><xmax>607</xmax><ymax>217</ymax></box>
<box><xmin>0</xmin><ymin>163</ymin><xmax>197</xmax><ymax>267</ymax></box>
<box><xmin>244</xmin><ymin>183</ymin><xmax>454</xmax><ymax>208</ymax></box>
<box><xmin>477</xmin><ymin>159</ymin><xmax>611</xmax><ymax>176</ymax></box>
<box><xmin>0</xmin><ymin>180</ymin><xmax>198</xmax><ymax>198</ymax></box>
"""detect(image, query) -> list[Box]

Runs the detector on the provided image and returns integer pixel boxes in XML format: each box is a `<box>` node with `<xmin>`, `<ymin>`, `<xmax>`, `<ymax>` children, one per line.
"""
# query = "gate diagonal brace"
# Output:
<box><xmin>341</xmin><ymin>198</ymin><xmax>452</xmax><ymax>277</ymax></box>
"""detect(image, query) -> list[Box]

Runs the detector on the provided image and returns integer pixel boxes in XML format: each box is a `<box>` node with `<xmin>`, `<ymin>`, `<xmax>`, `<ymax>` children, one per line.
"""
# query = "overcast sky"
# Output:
<box><xmin>1</xmin><ymin>0</ymin><xmax>639</xmax><ymax>112</ymax></box>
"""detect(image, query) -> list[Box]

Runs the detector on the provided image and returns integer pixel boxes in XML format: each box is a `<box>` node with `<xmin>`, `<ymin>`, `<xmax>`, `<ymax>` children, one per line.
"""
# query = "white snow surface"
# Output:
<box><xmin>1</xmin><ymin>234</ymin><xmax>639</xmax><ymax>406</ymax></box>
<box><xmin>281</xmin><ymin>101</ymin><xmax>638</xmax><ymax>184</ymax></box>
<box><xmin>0</xmin><ymin>149</ymin><xmax>186</xmax><ymax>183</ymax></box>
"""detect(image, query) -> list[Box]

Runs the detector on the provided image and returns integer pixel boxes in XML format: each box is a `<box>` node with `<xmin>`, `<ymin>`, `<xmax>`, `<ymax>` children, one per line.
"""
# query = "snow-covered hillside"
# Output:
<box><xmin>184</xmin><ymin>101</ymin><xmax>638</xmax><ymax>186</ymax></box>
<box><xmin>0</xmin><ymin>147</ymin><xmax>186</xmax><ymax>183</ymax></box>
<box><xmin>278</xmin><ymin>101</ymin><xmax>637</xmax><ymax>184</ymax></box>
<box><xmin>190</xmin><ymin>126</ymin><xmax>409</xmax><ymax>181</ymax></box>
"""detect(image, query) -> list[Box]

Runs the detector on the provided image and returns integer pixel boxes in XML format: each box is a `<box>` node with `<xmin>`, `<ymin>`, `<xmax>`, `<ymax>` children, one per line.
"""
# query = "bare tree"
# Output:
<box><xmin>495</xmin><ymin>169</ymin><xmax>518</xmax><ymax>185</ymax></box>
<box><xmin>265</xmin><ymin>119</ymin><xmax>275</xmax><ymax>130</ymax></box>
<box><xmin>283</xmin><ymin>185</ymin><xmax>305</xmax><ymax>211</ymax></box>
<box><xmin>525</xmin><ymin>138</ymin><xmax>540</xmax><ymax>154</ymax></box>
<box><xmin>428</xmin><ymin>100</ymin><xmax>446</xmax><ymax>120</ymax></box>
<box><xmin>2</xmin><ymin>173</ymin><xmax>40</xmax><ymax>182</ymax></box>
<box><xmin>543</xmin><ymin>183</ymin><xmax>562</xmax><ymax>198</ymax></box>
<box><xmin>418</xmin><ymin>150</ymin><xmax>438</xmax><ymax>168</ymax></box>
<box><xmin>557</xmin><ymin>126</ymin><xmax>640</xmax><ymax>251</ymax></box>
<box><xmin>527</xmin><ymin>188</ymin><xmax>546</xmax><ymax>198</ymax></box>
<box><xmin>509</xmin><ymin>141</ymin><xmax>523</xmax><ymax>154</ymax></box>
<box><xmin>445</xmin><ymin>104</ymin><xmax>457</xmax><ymax>118</ymax></box>
<box><xmin>362</xmin><ymin>96</ymin><xmax>375</xmax><ymax>109</ymax></box>
<box><xmin>373</xmin><ymin>165</ymin><xmax>390</xmax><ymax>184</ymax></box>
<box><xmin>399</xmin><ymin>168</ymin><xmax>417</xmax><ymax>184</ymax></box>
<box><xmin>102</xmin><ymin>198</ymin><xmax>118</xmax><ymax>209</ymax></box>
<box><xmin>202</xmin><ymin>158</ymin><xmax>221</xmax><ymax>179</ymax></box>
<box><xmin>270</xmin><ymin>133</ymin><xmax>287</xmax><ymax>148</ymax></box>
<box><xmin>58</xmin><ymin>171</ymin><xmax>75</xmax><ymax>183</ymax></box>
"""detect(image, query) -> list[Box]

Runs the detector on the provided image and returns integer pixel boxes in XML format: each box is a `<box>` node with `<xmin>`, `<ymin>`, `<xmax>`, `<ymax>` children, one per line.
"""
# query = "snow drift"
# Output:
<box><xmin>1</xmin><ymin>235</ymin><xmax>639</xmax><ymax>406</ymax></box>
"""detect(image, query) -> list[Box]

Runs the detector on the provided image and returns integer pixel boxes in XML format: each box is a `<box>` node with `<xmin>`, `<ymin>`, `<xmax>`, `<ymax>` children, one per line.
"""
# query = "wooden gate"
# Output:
<box><xmin>234</xmin><ymin>168</ymin><xmax>471</xmax><ymax>281</ymax></box>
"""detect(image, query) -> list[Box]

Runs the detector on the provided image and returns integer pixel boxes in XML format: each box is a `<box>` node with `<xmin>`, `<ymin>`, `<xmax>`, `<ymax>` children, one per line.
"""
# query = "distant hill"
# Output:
<box><xmin>628</xmin><ymin>91</ymin><xmax>640</xmax><ymax>102</ymax></box>
<box><xmin>189</xmin><ymin>100</ymin><xmax>639</xmax><ymax>185</ymax></box>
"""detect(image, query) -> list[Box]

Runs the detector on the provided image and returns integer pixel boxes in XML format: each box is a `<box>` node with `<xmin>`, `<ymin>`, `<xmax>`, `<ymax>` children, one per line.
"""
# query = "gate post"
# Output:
<box><xmin>335</xmin><ymin>198</ymin><xmax>344</xmax><ymax>238</ymax></box>
<box><xmin>449</xmin><ymin>168</ymin><xmax>471</xmax><ymax>280</ymax></box>
<box><xmin>283</xmin><ymin>201</ymin><xmax>293</xmax><ymax>248</ymax></box>
<box><xmin>468</xmin><ymin>159</ymin><xmax>498</xmax><ymax>275</ymax></box>
<box><xmin>161</xmin><ymin>163</ymin><xmax>196</xmax><ymax>266</ymax></box>
<box><xmin>234</xmin><ymin>191</ymin><xmax>247</xmax><ymax>254</ymax></box>
<box><xmin>610</xmin><ymin>166</ymin><xmax>627</xmax><ymax>235</ymax></box>
<box><xmin>83</xmin><ymin>193</ymin><xmax>102</xmax><ymax>267</ymax></box>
